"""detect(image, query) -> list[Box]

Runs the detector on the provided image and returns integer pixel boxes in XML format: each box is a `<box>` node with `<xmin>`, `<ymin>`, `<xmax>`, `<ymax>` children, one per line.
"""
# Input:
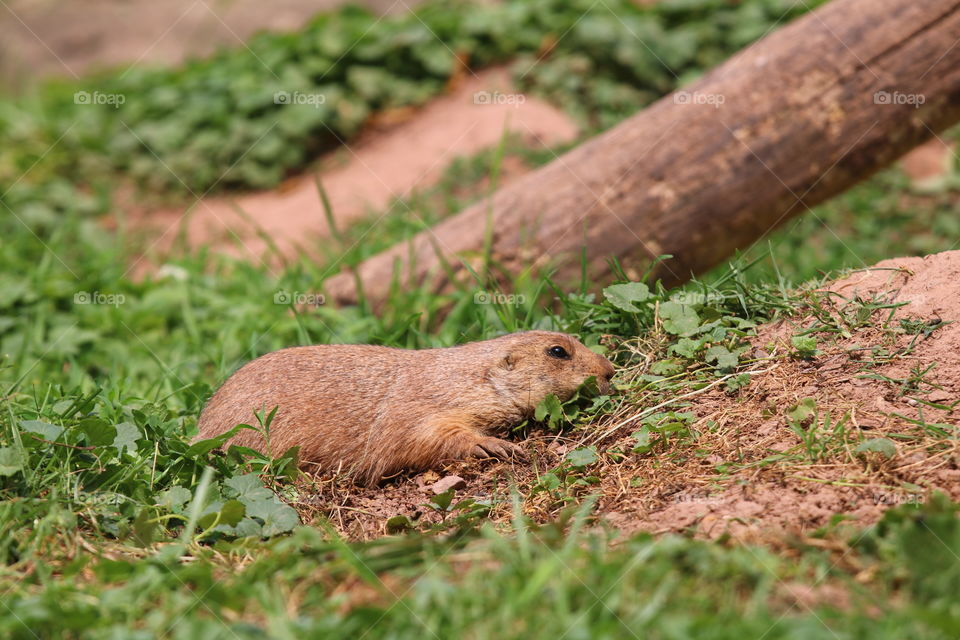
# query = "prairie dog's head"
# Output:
<box><xmin>487</xmin><ymin>331</ymin><xmax>615</xmax><ymax>412</ymax></box>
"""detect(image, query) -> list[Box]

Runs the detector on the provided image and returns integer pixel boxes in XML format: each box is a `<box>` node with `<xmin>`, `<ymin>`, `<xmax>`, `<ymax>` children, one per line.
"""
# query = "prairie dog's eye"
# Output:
<box><xmin>547</xmin><ymin>345</ymin><xmax>570</xmax><ymax>359</ymax></box>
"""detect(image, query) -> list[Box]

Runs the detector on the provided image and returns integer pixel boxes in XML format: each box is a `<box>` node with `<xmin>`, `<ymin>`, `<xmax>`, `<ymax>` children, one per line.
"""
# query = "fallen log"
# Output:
<box><xmin>325</xmin><ymin>0</ymin><xmax>960</xmax><ymax>304</ymax></box>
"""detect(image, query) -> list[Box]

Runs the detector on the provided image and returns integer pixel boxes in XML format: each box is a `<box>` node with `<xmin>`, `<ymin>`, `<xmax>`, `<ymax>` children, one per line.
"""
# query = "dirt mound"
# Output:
<box><xmin>598</xmin><ymin>251</ymin><xmax>960</xmax><ymax>540</ymax></box>
<box><xmin>292</xmin><ymin>251</ymin><xmax>960</xmax><ymax>541</ymax></box>
<box><xmin>831</xmin><ymin>251</ymin><xmax>960</xmax><ymax>360</ymax></box>
<box><xmin>899</xmin><ymin>137</ymin><xmax>955</xmax><ymax>190</ymax></box>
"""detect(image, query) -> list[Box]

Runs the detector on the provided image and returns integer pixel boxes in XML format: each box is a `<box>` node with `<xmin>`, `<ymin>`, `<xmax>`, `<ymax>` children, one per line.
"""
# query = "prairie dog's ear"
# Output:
<box><xmin>501</xmin><ymin>352</ymin><xmax>516</xmax><ymax>371</ymax></box>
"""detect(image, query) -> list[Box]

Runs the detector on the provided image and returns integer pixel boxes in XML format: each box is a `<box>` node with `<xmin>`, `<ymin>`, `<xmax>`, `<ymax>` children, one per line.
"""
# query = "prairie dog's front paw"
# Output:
<box><xmin>470</xmin><ymin>437</ymin><xmax>527</xmax><ymax>461</ymax></box>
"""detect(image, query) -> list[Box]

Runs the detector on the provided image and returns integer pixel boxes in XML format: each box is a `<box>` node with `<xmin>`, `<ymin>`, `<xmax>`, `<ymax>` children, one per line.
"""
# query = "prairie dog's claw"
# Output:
<box><xmin>472</xmin><ymin>437</ymin><xmax>527</xmax><ymax>461</ymax></box>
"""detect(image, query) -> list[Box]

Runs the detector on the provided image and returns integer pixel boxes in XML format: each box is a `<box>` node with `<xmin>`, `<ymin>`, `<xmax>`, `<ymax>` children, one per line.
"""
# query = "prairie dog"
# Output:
<box><xmin>196</xmin><ymin>331</ymin><xmax>615</xmax><ymax>485</ymax></box>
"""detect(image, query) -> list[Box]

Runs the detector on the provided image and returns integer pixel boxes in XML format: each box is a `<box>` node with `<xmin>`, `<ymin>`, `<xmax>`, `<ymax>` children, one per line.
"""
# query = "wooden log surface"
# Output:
<box><xmin>325</xmin><ymin>0</ymin><xmax>960</xmax><ymax>303</ymax></box>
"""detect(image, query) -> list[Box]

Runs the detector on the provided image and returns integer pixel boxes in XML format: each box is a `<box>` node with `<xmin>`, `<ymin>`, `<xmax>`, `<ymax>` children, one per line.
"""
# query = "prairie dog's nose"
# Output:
<box><xmin>599</xmin><ymin>357</ymin><xmax>615</xmax><ymax>380</ymax></box>
<box><xmin>596</xmin><ymin>358</ymin><xmax>615</xmax><ymax>393</ymax></box>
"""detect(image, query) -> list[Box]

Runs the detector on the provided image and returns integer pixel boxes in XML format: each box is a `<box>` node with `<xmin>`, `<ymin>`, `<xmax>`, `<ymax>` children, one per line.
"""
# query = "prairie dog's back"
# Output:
<box><xmin>197</xmin><ymin>344</ymin><xmax>423</xmax><ymax>452</ymax></box>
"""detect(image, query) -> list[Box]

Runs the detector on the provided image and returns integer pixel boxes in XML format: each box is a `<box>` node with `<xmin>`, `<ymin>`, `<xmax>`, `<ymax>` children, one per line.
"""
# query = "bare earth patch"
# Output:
<box><xmin>0</xmin><ymin>0</ymin><xmax>403</xmax><ymax>85</ymax></box>
<box><xmin>290</xmin><ymin>251</ymin><xmax>960</xmax><ymax>542</ymax></box>
<box><xmin>899</xmin><ymin>137</ymin><xmax>955</xmax><ymax>190</ymax></box>
<box><xmin>130</xmin><ymin>68</ymin><xmax>578</xmax><ymax>264</ymax></box>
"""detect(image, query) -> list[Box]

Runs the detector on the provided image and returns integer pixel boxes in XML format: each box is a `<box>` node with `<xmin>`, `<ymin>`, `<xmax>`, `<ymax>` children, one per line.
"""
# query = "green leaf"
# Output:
<box><xmin>855</xmin><ymin>438</ymin><xmax>897</xmax><ymax>459</ymax></box>
<box><xmin>660</xmin><ymin>302</ymin><xmax>700</xmax><ymax>336</ymax></box>
<box><xmin>670</xmin><ymin>338</ymin><xmax>704</xmax><ymax>359</ymax></box>
<box><xmin>346</xmin><ymin>66</ymin><xmax>392</xmax><ymax>100</ymax></box>
<box><xmin>641</xmin><ymin>411</ymin><xmax>696</xmax><ymax>430</ymax></box>
<box><xmin>603</xmin><ymin>282</ymin><xmax>651</xmax><ymax>313</ymax></box>
<box><xmin>386</xmin><ymin>515</ymin><xmax>414</xmax><ymax>534</ymax></box>
<box><xmin>641</xmin><ymin>411</ymin><xmax>697</xmax><ymax>431</ymax></box>
<box><xmin>225</xmin><ymin>444</ymin><xmax>269</xmax><ymax>462</ymax></box>
<box><xmin>452</xmin><ymin>498</ymin><xmax>478</xmax><ymax>512</ymax></box>
<box><xmin>20</xmin><ymin>420</ymin><xmax>63</xmax><ymax>441</ymax></box>
<box><xmin>702</xmin><ymin>324</ymin><xmax>728</xmax><ymax>342</ymax></box>
<box><xmin>791</xmin><ymin>335</ymin><xmax>818</xmax><ymax>356</ymax></box>
<box><xmin>650</xmin><ymin>359</ymin><xmax>684</xmax><ymax>376</ymax></box>
<box><xmin>245</xmin><ymin>499</ymin><xmax>299</xmax><ymax>537</ymax></box>
<box><xmin>413</xmin><ymin>42</ymin><xmax>456</xmax><ymax>76</ymax></box>
<box><xmin>198</xmin><ymin>505</ymin><xmax>223</xmax><ymax>531</ymax></box>
<box><xmin>786</xmin><ymin>398</ymin><xmax>817</xmax><ymax>423</ymax></box>
<box><xmin>430</xmin><ymin>489</ymin><xmax>455</xmax><ymax>512</ymax></box>
<box><xmin>224</xmin><ymin>474</ymin><xmax>274</xmax><ymax>502</ymax></box>
<box><xmin>157</xmin><ymin>486</ymin><xmax>193</xmax><ymax>512</ymax></box>
<box><xmin>218</xmin><ymin>500</ymin><xmax>246</xmax><ymax>527</ymax></box>
<box><xmin>566</xmin><ymin>447</ymin><xmax>598</xmax><ymax>468</ymax></box>
<box><xmin>112</xmin><ymin>422</ymin><xmax>141</xmax><ymax>454</ymax></box>
<box><xmin>186</xmin><ymin>423</ymin><xmax>248</xmax><ymax>458</ymax></box>
<box><xmin>273</xmin><ymin>445</ymin><xmax>301</xmax><ymax>480</ymax></box>
<box><xmin>79</xmin><ymin>418</ymin><xmax>117</xmax><ymax>447</ymax></box>
<box><xmin>233</xmin><ymin>517</ymin><xmax>263</xmax><ymax>538</ymax></box>
<box><xmin>0</xmin><ymin>447</ymin><xmax>23</xmax><ymax>476</ymax></box>
<box><xmin>705</xmin><ymin>345</ymin><xmax>738</xmax><ymax>370</ymax></box>
<box><xmin>534</xmin><ymin>393</ymin><xmax>563</xmax><ymax>427</ymax></box>
<box><xmin>725</xmin><ymin>374</ymin><xmax>751</xmax><ymax>392</ymax></box>
<box><xmin>132</xmin><ymin>509</ymin><xmax>159</xmax><ymax>547</ymax></box>
<box><xmin>631</xmin><ymin>427</ymin><xmax>653</xmax><ymax>453</ymax></box>
<box><xmin>537</xmin><ymin>473</ymin><xmax>561</xmax><ymax>491</ymax></box>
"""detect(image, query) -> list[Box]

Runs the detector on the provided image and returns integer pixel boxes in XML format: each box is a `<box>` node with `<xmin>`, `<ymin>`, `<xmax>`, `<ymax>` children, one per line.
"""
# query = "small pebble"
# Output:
<box><xmin>431</xmin><ymin>475</ymin><xmax>467</xmax><ymax>494</ymax></box>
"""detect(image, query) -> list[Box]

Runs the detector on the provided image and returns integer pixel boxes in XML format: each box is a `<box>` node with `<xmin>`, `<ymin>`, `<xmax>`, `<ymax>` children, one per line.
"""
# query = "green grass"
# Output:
<box><xmin>5</xmin><ymin>495</ymin><xmax>960</xmax><ymax>638</ymax></box>
<box><xmin>3</xmin><ymin>0</ymin><xmax>960</xmax><ymax>636</ymax></box>
<box><xmin>3</xmin><ymin>121</ymin><xmax>960</xmax><ymax>639</ymax></box>
<box><xmin>3</xmin><ymin>163</ymin><xmax>960</xmax><ymax>635</ymax></box>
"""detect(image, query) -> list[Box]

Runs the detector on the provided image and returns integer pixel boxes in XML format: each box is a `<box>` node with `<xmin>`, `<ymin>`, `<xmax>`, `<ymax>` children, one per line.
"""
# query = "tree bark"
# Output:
<box><xmin>325</xmin><ymin>0</ymin><xmax>960</xmax><ymax>304</ymax></box>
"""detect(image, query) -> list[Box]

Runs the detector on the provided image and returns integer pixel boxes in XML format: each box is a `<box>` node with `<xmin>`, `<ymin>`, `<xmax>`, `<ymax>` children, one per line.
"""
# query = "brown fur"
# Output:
<box><xmin>195</xmin><ymin>331</ymin><xmax>615</xmax><ymax>485</ymax></box>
